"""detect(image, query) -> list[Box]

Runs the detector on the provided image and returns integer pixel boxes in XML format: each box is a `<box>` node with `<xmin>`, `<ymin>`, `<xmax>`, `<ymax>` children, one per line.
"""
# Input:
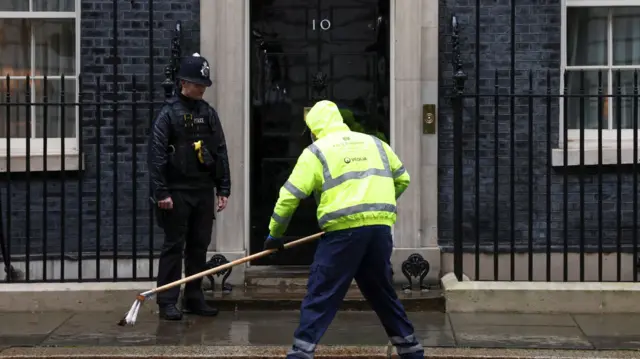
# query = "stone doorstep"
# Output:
<box><xmin>0</xmin><ymin>282</ymin><xmax>445</xmax><ymax>312</ymax></box>
<box><xmin>441</xmin><ymin>272</ymin><xmax>640</xmax><ymax>314</ymax></box>
<box><xmin>0</xmin><ymin>346</ymin><xmax>635</xmax><ymax>359</ymax></box>
<box><xmin>244</xmin><ymin>265</ymin><xmax>319</xmax><ymax>288</ymax></box>
<box><xmin>242</xmin><ymin>264</ymin><xmax>440</xmax><ymax>290</ymax></box>
<box><xmin>205</xmin><ymin>287</ymin><xmax>443</xmax><ymax>312</ymax></box>
<box><xmin>244</xmin><ymin>266</ymin><xmax>359</xmax><ymax>288</ymax></box>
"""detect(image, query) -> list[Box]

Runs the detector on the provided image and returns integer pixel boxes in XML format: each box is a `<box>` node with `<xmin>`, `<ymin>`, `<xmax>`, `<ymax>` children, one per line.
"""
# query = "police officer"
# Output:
<box><xmin>148</xmin><ymin>53</ymin><xmax>231</xmax><ymax>321</ymax></box>
<box><xmin>264</xmin><ymin>100</ymin><xmax>423</xmax><ymax>358</ymax></box>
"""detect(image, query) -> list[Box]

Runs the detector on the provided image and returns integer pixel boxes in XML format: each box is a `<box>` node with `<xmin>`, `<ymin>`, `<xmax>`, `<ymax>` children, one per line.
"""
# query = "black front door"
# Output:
<box><xmin>249</xmin><ymin>0</ymin><xmax>390</xmax><ymax>265</ymax></box>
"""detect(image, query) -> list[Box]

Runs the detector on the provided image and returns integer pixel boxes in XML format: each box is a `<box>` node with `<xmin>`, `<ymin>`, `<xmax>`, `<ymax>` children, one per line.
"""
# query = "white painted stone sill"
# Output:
<box><xmin>552</xmin><ymin>141</ymin><xmax>640</xmax><ymax>167</ymax></box>
<box><xmin>0</xmin><ymin>150</ymin><xmax>83</xmax><ymax>172</ymax></box>
<box><xmin>441</xmin><ymin>272</ymin><xmax>640</xmax><ymax>291</ymax></box>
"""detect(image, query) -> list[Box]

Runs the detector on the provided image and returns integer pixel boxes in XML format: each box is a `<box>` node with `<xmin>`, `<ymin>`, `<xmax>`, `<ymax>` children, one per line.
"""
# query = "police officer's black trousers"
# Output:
<box><xmin>156</xmin><ymin>190</ymin><xmax>215</xmax><ymax>305</ymax></box>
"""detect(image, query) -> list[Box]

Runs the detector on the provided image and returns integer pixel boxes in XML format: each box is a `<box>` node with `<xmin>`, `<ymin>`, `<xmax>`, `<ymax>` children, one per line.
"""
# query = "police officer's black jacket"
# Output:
<box><xmin>148</xmin><ymin>93</ymin><xmax>231</xmax><ymax>201</ymax></box>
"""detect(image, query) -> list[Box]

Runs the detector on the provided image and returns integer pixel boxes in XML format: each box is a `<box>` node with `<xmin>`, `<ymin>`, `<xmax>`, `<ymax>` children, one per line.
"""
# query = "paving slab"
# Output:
<box><xmin>572</xmin><ymin>314</ymin><xmax>640</xmax><ymax>336</ymax></box>
<box><xmin>0</xmin><ymin>312</ymin><xmax>73</xmax><ymax>347</ymax></box>
<box><xmin>585</xmin><ymin>336</ymin><xmax>640</xmax><ymax>350</ymax></box>
<box><xmin>572</xmin><ymin>314</ymin><xmax>640</xmax><ymax>350</ymax></box>
<box><xmin>452</xmin><ymin>325</ymin><xmax>593</xmax><ymax>349</ymax></box>
<box><xmin>449</xmin><ymin>313</ymin><xmax>576</xmax><ymax>327</ymax></box>
<box><xmin>42</xmin><ymin>310</ymin><xmax>176</xmax><ymax>346</ymax></box>
<box><xmin>0</xmin><ymin>312</ymin><xmax>73</xmax><ymax>336</ymax></box>
<box><xmin>407</xmin><ymin>312</ymin><xmax>452</xmax><ymax>332</ymax></box>
<box><xmin>414</xmin><ymin>330</ymin><xmax>456</xmax><ymax>347</ymax></box>
<box><xmin>39</xmin><ymin>310</ymin><xmax>452</xmax><ymax>347</ymax></box>
<box><xmin>448</xmin><ymin>312</ymin><xmax>595</xmax><ymax>350</ymax></box>
<box><xmin>0</xmin><ymin>337</ymin><xmax>45</xmax><ymax>347</ymax></box>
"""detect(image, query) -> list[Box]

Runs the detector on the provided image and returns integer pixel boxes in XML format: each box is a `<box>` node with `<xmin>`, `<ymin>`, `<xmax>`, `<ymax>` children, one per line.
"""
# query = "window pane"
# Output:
<box><xmin>34</xmin><ymin>79</ymin><xmax>76</xmax><ymax>138</ymax></box>
<box><xmin>612</xmin><ymin>70</ymin><xmax>640</xmax><ymax>129</ymax></box>
<box><xmin>0</xmin><ymin>19</ymin><xmax>31</xmax><ymax>76</ymax></box>
<box><xmin>0</xmin><ymin>79</ymin><xmax>31</xmax><ymax>138</ymax></box>
<box><xmin>0</xmin><ymin>0</ymin><xmax>28</xmax><ymax>11</ymax></box>
<box><xmin>566</xmin><ymin>70</ymin><xmax>608</xmax><ymax>130</ymax></box>
<box><xmin>34</xmin><ymin>19</ymin><xmax>75</xmax><ymax>76</ymax></box>
<box><xmin>612</xmin><ymin>7</ymin><xmax>640</xmax><ymax>65</ymax></box>
<box><xmin>567</xmin><ymin>7</ymin><xmax>608</xmax><ymax>66</ymax></box>
<box><xmin>33</xmin><ymin>0</ymin><xmax>75</xmax><ymax>11</ymax></box>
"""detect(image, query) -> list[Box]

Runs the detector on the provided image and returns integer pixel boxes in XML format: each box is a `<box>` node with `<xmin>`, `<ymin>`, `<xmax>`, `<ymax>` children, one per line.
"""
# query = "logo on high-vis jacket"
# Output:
<box><xmin>344</xmin><ymin>156</ymin><xmax>367</xmax><ymax>164</ymax></box>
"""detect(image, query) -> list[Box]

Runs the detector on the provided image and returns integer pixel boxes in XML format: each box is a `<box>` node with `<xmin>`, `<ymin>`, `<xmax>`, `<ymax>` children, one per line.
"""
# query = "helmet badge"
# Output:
<box><xmin>200</xmin><ymin>60</ymin><xmax>210</xmax><ymax>78</ymax></box>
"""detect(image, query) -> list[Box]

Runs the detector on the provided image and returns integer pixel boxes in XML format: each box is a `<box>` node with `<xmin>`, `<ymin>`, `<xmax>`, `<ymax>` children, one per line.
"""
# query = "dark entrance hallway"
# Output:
<box><xmin>248</xmin><ymin>0</ymin><xmax>391</xmax><ymax>265</ymax></box>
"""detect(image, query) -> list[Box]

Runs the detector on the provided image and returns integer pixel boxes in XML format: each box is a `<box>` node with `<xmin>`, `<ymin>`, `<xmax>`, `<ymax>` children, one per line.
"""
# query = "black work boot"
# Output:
<box><xmin>158</xmin><ymin>303</ymin><xmax>183</xmax><ymax>321</ymax></box>
<box><xmin>182</xmin><ymin>297</ymin><xmax>219</xmax><ymax>317</ymax></box>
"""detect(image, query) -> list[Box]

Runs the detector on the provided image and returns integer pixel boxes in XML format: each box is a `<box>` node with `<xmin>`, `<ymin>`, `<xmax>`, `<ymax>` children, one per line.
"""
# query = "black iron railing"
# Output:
<box><xmin>450</xmin><ymin>14</ymin><xmax>640</xmax><ymax>282</ymax></box>
<box><xmin>0</xmin><ymin>73</ymin><xmax>168</xmax><ymax>283</ymax></box>
<box><xmin>0</xmin><ymin>5</ymin><xmax>187</xmax><ymax>283</ymax></box>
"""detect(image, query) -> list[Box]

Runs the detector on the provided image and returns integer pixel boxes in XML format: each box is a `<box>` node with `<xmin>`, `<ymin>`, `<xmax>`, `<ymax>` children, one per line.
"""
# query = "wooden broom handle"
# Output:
<box><xmin>149</xmin><ymin>232</ymin><xmax>324</xmax><ymax>295</ymax></box>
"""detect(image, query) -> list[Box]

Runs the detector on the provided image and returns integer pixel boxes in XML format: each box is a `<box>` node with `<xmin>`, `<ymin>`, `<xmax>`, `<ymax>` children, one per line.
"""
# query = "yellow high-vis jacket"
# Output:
<box><xmin>268</xmin><ymin>100</ymin><xmax>410</xmax><ymax>237</ymax></box>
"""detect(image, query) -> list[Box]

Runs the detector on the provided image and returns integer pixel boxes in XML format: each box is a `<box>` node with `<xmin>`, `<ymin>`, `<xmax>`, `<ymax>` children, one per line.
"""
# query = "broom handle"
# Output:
<box><xmin>148</xmin><ymin>232</ymin><xmax>324</xmax><ymax>296</ymax></box>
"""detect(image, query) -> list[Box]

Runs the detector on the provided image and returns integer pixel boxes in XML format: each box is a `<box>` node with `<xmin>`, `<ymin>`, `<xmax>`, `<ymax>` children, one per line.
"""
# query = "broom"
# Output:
<box><xmin>118</xmin><ymin>231</ymin><xmax>323</xmax><ymax>326</ymax></box>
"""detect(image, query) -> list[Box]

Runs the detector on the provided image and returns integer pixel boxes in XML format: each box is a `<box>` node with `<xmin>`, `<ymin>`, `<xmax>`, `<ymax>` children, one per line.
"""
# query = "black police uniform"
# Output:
<box><xmin>148</xmin><ymin>54</ymin><xmax>231</xmax><ymax>320</ymax></box>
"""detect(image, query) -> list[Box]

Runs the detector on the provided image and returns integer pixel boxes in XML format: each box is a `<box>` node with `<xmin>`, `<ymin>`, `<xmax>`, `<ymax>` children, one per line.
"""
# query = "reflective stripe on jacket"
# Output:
<box><xmin>268</xmin><ymin>100</ymin><xmax>410</xmax><ymax>237</ymax></box>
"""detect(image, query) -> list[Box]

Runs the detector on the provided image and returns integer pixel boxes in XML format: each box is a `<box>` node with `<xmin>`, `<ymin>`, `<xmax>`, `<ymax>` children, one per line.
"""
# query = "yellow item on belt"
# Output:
<box><xmin>193</xmin><ymin>140</ymin><xmax>204</xmax><ymax>164</ymax></box>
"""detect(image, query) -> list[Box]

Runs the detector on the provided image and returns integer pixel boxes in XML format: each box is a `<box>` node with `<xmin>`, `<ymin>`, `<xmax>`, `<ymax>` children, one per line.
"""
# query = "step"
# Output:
<box><xmin>244</xmin><ymin>265</ymin><xmax>394</xmax><ymax>289</ymax></box>
<box><xmin>204</xmin><ymin>286</ymin><xmax>444</xmax><ymax>312</ymax></box>
<box><xmin>206</xmin><ymin>265</ymin><xmax>441</xmax><ymax>311</ymax></box>
<box><xmin>244</xmin><ymin>265</ymin><xmax>312</xmax><ymax>288</ymax></box>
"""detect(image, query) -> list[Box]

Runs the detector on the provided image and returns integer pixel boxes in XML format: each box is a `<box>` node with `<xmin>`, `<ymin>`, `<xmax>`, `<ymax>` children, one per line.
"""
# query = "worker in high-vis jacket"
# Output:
<box><xmin>263</xmin><ymin>100</ymin><xmax>424</xmax><ymax>359</ymax></box>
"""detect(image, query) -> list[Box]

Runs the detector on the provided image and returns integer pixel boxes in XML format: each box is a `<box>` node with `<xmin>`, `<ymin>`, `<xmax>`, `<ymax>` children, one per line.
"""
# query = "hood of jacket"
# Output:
<box><xmin>305</xmin><ymin>100</ymin><xmax>350</xmax><ymax>140</ymax></box>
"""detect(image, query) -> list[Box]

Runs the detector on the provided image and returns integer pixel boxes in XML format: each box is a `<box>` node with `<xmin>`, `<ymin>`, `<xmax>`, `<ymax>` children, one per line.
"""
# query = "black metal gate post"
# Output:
<box><xmin>162</xmin><ymin>21</ymin><xmax>183</xmax><ymax>99</ymax></box>
<box><xmin>451</xmin><ymin>15</ymin><xmax>467</xmax><ymax>281</ymax></box>
<box><xmin>0</xmin><ymin>194</ymin><xmax>19</xmax><ymax>282</ymax></box>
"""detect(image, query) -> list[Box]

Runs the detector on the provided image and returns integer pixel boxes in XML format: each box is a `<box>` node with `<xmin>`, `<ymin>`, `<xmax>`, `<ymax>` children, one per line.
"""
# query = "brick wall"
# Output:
<box><xmin>1</xmin><ymin>0</ymin><xmax>201</xmax><ymax>258</ymax></box>
<box><xmin>5</xmin><ymin>0</ymin><xmax>636</xmax><ymax>263</ymax></box>
<box><xmin>437</xmin><ymin>0</ymin><xmax>639</xmax><ymax>253</ymax></box>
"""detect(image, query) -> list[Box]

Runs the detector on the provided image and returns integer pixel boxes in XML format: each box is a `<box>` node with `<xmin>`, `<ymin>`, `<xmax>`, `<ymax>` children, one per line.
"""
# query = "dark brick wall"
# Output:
<box><xmin>5</xmin><ymin>0</ymin><xmax>637</xmax><ymax>264</ymax></box>
<box><xmin>438</xmin><ymin>0</ymin><xmax>639</xmax><ymax>253</ymax></box>
<box><xmin>2</xmin><ymin>0</ymin><xmax>201</xmax><ymax>258</ymax></box>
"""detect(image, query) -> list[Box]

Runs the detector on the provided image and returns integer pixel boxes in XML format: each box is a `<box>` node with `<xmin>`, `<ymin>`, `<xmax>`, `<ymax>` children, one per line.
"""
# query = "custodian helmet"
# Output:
<box><xmin>176</xmin><ymin>52</ymin><xmax>212</xmax><ymax>87</ymax></box>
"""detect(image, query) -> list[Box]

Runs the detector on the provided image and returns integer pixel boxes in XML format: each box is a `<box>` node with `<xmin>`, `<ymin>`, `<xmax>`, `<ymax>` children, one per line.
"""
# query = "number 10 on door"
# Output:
<box><xmin>312</xmin><ymin>19</ymin><xmax>331</xmax><ymax>31</ymax></box>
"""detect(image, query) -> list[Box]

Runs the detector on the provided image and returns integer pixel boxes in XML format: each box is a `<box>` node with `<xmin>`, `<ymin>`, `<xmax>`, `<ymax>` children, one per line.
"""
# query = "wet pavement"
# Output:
<box><xmin>0</xmin><ymin>310</ymin><xmax>639</xmax><ymax>353</ymax></box>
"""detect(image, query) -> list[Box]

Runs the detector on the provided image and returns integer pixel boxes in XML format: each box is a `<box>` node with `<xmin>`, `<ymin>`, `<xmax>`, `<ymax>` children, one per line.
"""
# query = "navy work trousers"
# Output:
<box><xmin>287</xmin><ymin>225</ymin><xmax>424</xmax><ymax>359</ymax></box>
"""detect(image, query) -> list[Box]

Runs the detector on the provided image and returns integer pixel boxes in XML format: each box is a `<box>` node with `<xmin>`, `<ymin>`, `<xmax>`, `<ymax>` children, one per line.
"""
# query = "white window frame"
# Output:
<box><xmin>556</xmin><ymin>0</ymin><xmax>640</xmax><ymax>166</ymax></box>
<box><xmin>0</xmin><ymin>0</ymin><xmax>81</xmax><ymax>172</ymax></box>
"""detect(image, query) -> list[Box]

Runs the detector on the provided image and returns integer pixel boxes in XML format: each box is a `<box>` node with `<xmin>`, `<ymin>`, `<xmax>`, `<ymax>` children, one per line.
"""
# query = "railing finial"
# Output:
<box><xmin>162</xmin><ymin>20</ymin><xmax>182</xmax><ymax>99</ymax></box>
<box><xmin>451</xmin><ymin>15</ymin><xmax>467</xmax><ymax>95</ymax></box>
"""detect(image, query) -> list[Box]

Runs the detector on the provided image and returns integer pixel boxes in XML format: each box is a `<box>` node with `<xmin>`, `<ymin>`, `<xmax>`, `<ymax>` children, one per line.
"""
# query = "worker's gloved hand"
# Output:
<box><xmin>264</xmin><ymin>235</ymin><xmax>285</xmax><ymax>251</ymax></box>
<box><xmin>193</xmin><ymin>140</ymin><xmax>215</xmax><ymax>167</ymax></box>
